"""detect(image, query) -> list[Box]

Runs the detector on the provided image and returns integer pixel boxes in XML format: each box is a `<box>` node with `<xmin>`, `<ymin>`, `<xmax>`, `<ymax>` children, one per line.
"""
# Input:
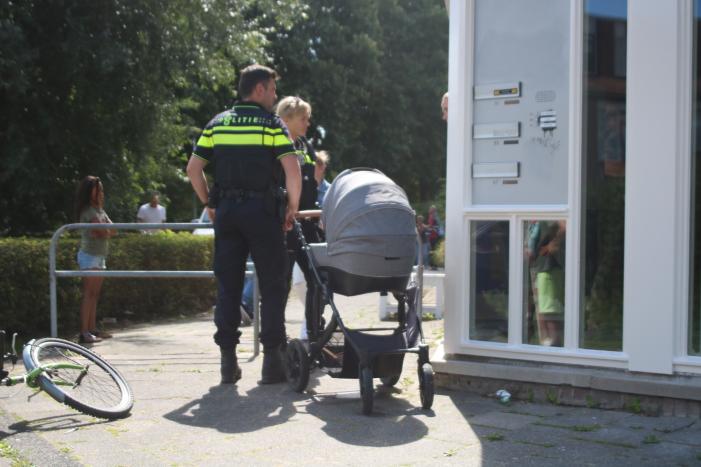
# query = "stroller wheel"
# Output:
<box><xmin>418</xmin><ymin>363</ymin><xmax>434</xmax><ymax>410</ymax></box>
<box><xmin>380</xmin><ymin>374</ymin><xmax>401</xmax><ymax>387</ymax></box>
<box><xmin>359</xmin><ymin>366</ymin><xmax>374</xmax><ymax>415</ymax></box>
<box><xmin>285</xmin><ymin>339</ymin><xmax>310</xmax><ymax>392</ymax></box>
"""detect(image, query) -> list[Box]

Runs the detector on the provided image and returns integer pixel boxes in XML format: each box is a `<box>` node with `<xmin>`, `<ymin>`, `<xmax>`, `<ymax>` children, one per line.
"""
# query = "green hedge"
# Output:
<box><xmin>0</xmin><ymin>232</ymin><xmax>216</xmax><ymax>339</ymax></box>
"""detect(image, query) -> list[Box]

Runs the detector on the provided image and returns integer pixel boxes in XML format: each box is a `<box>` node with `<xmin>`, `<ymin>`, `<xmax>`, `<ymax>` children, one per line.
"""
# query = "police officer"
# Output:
<box><xmin>275</xmin><ymin>96</ymin><xmax>322</xmax><ymax>338</ymax></box>
<box><xmin>186</xmin><ymin>64</ymin><xmax>301</xmax><ymax>385</ymax></box>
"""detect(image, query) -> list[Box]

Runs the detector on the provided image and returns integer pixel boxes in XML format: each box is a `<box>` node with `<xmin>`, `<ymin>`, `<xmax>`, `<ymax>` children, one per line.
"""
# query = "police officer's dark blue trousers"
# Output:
<box><xmin>213</xmin><ymin>197</ymin><xmax>288</xmax><ymax>351</ymax></box>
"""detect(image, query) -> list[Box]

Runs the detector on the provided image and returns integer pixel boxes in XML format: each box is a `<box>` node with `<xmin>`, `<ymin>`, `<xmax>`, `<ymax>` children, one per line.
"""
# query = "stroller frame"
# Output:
<box><xmin>285</xmin><ymin>218</ymin><xmax>435</xmax><ymax>415</ymax></box>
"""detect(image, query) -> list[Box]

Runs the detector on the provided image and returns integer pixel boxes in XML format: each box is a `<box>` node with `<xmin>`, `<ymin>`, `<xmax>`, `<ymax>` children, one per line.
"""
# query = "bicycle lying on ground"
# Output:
<box><xmin>0</xmin><ymin>331</ymin><xmax>133</xmax><ymax>419</ymax></box>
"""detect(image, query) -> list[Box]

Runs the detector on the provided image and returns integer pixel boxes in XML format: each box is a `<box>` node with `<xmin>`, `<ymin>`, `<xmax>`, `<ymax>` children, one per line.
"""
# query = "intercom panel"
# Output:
<box><xmin>471</xmin><ymin>0</ymin><xmax>570</xmax><ymax>205</ymax></box>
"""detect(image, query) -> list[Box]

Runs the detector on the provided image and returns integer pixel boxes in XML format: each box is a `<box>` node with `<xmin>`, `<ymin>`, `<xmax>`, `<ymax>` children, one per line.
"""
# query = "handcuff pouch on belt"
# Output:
<box><xmin>264</xmin><ymin>186</ymin><xmax>287</xmax><ymax>224</ymax></box>
<box><xmin>208</xmin><ymin>184</ymin><xmax>221</xmax><ymax>209</ymax></box>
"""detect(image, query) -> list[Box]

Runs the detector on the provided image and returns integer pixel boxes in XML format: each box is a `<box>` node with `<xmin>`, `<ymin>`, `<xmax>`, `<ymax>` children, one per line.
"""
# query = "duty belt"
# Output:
<box><xmin>220</xmin><ymin>188</ymin><xmax>266</xmax><ymax>200</ymax></box>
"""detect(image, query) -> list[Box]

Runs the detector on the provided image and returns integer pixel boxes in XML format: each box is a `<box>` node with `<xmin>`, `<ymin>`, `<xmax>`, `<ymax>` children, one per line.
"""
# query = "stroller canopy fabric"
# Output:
<box><xmin>321</xmin><ymin>168</ymin><xmax>416</xmax><ymax>259</ymax></box>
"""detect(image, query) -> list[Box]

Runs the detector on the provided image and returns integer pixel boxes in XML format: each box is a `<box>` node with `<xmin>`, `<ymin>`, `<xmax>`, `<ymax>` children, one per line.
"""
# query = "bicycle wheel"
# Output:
<box><xmin>23</xmin><ymin>338</ymin><xmax>133</xmax><ymax>419</ymax></box>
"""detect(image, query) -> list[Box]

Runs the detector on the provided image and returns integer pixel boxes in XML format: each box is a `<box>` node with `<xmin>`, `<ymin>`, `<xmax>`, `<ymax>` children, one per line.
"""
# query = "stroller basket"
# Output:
<box><xmin>319</xmin><ymin>331</ymin><xmax>345</xmax><ymax>375</ymax></box>
<box><xmin>337</xmin><ymin>330</ymin><xmax>407</xmax><ymax>379</ymax></box>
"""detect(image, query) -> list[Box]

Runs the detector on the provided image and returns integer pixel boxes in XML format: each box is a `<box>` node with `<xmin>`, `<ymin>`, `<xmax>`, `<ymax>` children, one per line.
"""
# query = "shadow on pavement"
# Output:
<box><xmin>303</xmin><ymin>377</ymin><xmax>430</xmax><ymax>447</ymax></box>
<box><xmin>5</xmin><ymin>414</ymin><xmax>109</xmax><ymax>433</ymax></box>
<box><xmin>164</xmin><ymin>383</ymin><xmax>305</xmax><ymax>433</ymax></box>
<box><xmin>304</xmin><ymin>393</ymin><xmax>429</xmax><ymax>446</ymax></box>
<box><xmin>164</xmin><ymin>372</ymin><xmax>430</xmax><ymax>448</ymax></box>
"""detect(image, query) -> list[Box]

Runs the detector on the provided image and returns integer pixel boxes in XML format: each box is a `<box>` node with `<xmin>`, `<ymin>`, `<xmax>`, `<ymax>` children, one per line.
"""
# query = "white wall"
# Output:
<box><xmin>624</xmin><ymin>0</ymin><xmax>691</xmax><ymax>374</ymax></box>
<box><xmin>443</xmin><ymin>0</ymin><xmax>471</xmax><ymax>356</ymax></box>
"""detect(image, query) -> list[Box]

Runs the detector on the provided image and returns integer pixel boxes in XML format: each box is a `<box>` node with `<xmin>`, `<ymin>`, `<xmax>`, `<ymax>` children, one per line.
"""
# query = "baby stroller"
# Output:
<box><xmin>285</xmin><ymin>168</ymin><xmax>434</xmax><ymax>415</ymax></box>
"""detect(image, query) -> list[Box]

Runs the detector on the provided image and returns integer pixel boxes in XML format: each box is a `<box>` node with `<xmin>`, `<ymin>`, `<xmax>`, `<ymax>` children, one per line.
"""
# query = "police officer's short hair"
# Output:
<box><xmin>275</xmin><ymin>96</ymin><xmax>311</xmax><ymax>120</ymax></box>
<box><xmin>238</xmin><ymin>64</ymin><xmax>278</xmax><ymax>99</ymax></box>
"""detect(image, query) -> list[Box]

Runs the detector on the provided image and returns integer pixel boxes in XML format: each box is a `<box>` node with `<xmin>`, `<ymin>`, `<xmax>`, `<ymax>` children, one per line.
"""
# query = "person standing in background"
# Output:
<box><xmin>426</xmin><ymin>205</ymin><xmax>443</xmax><ymax>269</ymax></box>
<box><xmin>315</xmin><ymin>150</ymin><xmax>331</xmax><ymax>208</ymax></box>
<box><xmin>441</xmin><ymin>92</ymin><xmax>449</xmax><ymax>121</ymax></box>
<box><xmin>136</xmin><ymin>191</ymin><xmax>166</xmax><ymax>233</ymax></box>
<box><xmin>416</xmin><ymin>214</ymin><xmax>430</xmax><ymax>266</ymax></box>
<box><xmin>75</xmin><ymin>176</ymin><xmax>116</xmax><ymax>344</ymax></box>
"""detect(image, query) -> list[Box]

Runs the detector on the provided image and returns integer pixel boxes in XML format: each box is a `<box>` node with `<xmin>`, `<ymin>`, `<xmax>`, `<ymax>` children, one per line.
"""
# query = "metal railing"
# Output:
<box><xmin>49</xmin><ymin>222</ymin><xmax>261</xmax><ymax>355</ymax></box>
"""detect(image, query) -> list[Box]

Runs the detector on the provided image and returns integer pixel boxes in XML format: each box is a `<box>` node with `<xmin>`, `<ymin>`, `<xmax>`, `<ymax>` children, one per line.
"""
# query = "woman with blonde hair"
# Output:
<box><xmin>275</xmin><ymin>96</ymin><xmax>324</xmax><ymax>337</ymax></box>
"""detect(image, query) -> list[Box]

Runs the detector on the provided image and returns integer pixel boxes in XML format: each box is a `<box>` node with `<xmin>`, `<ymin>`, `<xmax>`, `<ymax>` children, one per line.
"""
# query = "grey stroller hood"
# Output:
<box><xmin>321</xmin><ymin>168</ymin><xmax>416</xmax><ymax>259</ymax></box>
<box><xmin>312</xmin><ymin>168</ymin><xmax>416</xmax><ymax>295</ymax></box>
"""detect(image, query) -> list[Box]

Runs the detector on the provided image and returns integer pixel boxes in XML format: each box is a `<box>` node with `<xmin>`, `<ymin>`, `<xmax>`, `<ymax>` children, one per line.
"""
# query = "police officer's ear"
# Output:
<box><xmin>253</xmin><ymin>81</ymin><xmax>267</xmax><ymax>97</ymax></box>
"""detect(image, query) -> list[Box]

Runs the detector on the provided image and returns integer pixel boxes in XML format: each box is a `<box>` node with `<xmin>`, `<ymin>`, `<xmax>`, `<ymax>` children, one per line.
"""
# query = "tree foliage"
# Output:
<box><xmin>0</xmin><ymin>0</ymin><xmax>305</xmax><ymax>234</ymax></box>
<box><xmin>0</xmin><ymin>0</ymin><xmax>447</xmax><ymax>235</ymax></box>
<box><xmin>271</xmin><ymin>0</ymin><xmax>449</xmax><ymax>203</ymax></box>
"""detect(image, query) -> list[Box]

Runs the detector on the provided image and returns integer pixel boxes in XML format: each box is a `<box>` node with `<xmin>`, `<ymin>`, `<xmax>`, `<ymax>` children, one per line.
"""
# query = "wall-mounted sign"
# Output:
<box><xmin>472</xmin><ymin>161</ymin><xmax>520</xmax><ymax>179</ymax></box>
<box><xmin>473</xmin><ymin>122</ymin><xmax>521</xmax><ymax>139</ymax></box>
<box><xmin>474</xmin><ymin>82</ymin><xmax>521</xmax><ymax>100</ymax></box>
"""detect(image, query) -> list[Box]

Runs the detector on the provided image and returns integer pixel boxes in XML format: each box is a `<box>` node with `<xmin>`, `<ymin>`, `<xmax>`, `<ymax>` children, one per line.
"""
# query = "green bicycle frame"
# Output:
<box><xmin>5</xmin><ymin>363</ymin><xmax>87</xmax><ymax>389</ymax></box>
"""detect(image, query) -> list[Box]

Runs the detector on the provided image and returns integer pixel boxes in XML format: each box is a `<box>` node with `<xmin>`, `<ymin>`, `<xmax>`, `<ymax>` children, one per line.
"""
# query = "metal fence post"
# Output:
<box><xmin>49</xmin><ymin>224</ymin><xmax>70</xmax><ymax>337</ymax></box>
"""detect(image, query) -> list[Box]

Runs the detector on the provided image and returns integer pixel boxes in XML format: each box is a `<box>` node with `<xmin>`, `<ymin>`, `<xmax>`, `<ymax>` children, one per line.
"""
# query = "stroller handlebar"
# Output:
<box><xmin>295</xmin><ymin>209</ymin><xmax>322</xmax><ymax>220</ymax></box>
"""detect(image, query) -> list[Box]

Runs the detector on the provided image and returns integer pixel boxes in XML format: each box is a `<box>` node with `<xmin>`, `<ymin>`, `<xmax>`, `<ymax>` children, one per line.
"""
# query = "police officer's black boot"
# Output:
<box><xmin>259</xmin><ymin>343</ymin><xmax>287</xmax><ymax>384</ymax></box>
<box><xmin>220</xmin><ymin>347</ymin><xmax>241</xmax><ymax>384</ymax></box>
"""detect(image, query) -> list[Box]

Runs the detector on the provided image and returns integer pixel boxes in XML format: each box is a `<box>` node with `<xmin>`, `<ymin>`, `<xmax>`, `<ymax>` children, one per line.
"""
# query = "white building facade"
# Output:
<box><xmin>435</xmin><ymin>0</ymin><xmax>701</xmax><ymax>400</ymax></box>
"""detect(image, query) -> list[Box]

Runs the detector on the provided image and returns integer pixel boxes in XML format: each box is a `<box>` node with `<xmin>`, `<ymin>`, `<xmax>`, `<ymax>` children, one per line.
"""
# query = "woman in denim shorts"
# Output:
<box><xmin>75</xmin><ymin>176</ymin><xmax>116</xmax><ymax>343</ymax></box>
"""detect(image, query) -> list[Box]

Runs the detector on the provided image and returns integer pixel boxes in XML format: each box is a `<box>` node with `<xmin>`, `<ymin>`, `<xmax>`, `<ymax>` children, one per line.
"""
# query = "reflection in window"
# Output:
<box><xmin>581</xmin><ymin>0</ymin><xmax>627</xmax><ymax>350</ymax></box>
<box><xmin>469</xmin><ymin>221</ymin><xmax>509</xmax><ymax>343</ymax></box>
<box><xmin>523</xmin><ymin>221</ymin><xmax>566</xmax><ymax>347</ymax></box>
<box><xmin>690</xmin><ymin>0</ymin><xmax>701</xmax><ymax>356</ymax></box>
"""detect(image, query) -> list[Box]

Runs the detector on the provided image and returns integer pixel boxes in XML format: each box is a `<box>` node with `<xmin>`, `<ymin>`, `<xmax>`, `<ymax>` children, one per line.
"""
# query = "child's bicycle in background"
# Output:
<box><xmin>0</xmin><ymin>330</ymin><xmax>133</xmax><ymax>419</ymax></box>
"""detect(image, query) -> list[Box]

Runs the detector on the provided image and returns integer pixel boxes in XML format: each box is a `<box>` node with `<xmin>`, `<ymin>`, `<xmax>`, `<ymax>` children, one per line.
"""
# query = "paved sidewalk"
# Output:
<box><xmin>0</xmin><ymin>291</ymin><xmax>700</xmax><ymax>466</ymax></box>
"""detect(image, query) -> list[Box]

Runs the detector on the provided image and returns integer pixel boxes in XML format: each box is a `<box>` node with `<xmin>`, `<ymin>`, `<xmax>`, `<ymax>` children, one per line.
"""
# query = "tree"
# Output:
<box><xmin>270</xmin><ymin>0</ymin><xmax>448</xmax><ymax>203</ymax></box>
<box><xmin>0</xmin><ymin>0</ymin><xmax>305</xmax><ymax>234</ymax></box>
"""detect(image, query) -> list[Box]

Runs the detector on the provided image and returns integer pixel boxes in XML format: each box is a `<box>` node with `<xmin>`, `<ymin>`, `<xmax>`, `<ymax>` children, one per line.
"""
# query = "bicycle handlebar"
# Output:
<box><xmin>0</xmin><ymin>331</ymin><xmax>18</xmax><ymax>366</ymax></box>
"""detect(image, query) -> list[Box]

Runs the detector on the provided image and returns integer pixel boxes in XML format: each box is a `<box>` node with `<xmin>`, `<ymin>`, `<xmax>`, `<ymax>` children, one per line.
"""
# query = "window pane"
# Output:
<box><xmin>690</xmin><ymin>0</ymin><xmax>701</xmax><ymax>356</ymax></box>
<box><xmin>581</xmin><ymin>0</ymin><xmax>627</xmax><ymax>350</ymax></box>
<box><xmin>523</xmin><ymin>221</ymin><xmax>566</xmax><ymax>347</ymax></box>
<box><xmin>470</xmin><ymin>221</ymin><xmax>509</xmax><ymax>342</ymax></box>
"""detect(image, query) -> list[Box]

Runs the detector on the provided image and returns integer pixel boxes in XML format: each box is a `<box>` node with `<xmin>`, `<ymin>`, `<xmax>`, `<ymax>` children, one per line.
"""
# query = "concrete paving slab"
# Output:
<box><xmin>0</xmin><ymin>290</ymin><xmax>700</xmax><ymax>465</ymax></box>
<box><xmin>657</xmin><ymin>425</ymin><xmax>701</xmax><ymax>447</ymax></box>
<box><xmin>466</xmin><ymin>411</ymin><xmax>541</xmax><ymax>430</ymax></box>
